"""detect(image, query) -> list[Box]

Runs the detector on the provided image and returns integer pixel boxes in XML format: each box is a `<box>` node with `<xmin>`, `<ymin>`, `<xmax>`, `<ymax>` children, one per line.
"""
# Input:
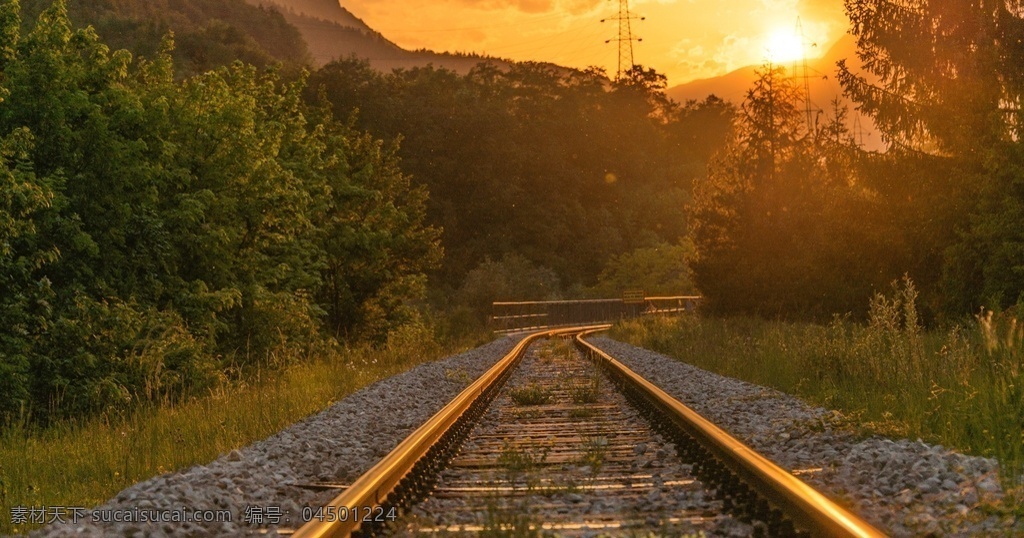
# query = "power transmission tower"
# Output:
<box><xmin>796</xmin><ymin>17</ymin><xmax>816</xmax><ymax>134</ymax></box>
<box><xmin>852</xmin><ymin>114</ymin><xmax>871</xmax><ymax>148</ymax></box>
<box><xmin>602</xmin><ymin>0</ymin><xmax>644</xmax><ymax>80</ymax></box>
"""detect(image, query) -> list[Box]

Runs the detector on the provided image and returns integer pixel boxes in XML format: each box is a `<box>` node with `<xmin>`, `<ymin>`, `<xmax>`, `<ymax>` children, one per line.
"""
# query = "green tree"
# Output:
<box><xmin>0</xmin><ymin>127</ymin><xmax>58</xmax><ymax>418</ymax></box>
<box><xmin>839</xmin><ymin>0</ymin><xmax>1022</xmax><ymax>153</ymax></box>
<box><xmin>0</xmin><ymin>1</ymin><xmax>442</xmax><ymax>421</ymax></box>
<box><xmin>839</xmin><ymin>0</ymin><xmax>1024</xmax><ymax>314</ymax></box>
<box><xmin>456</xmin><ymin>254</ymin><xmax>561</xmax><ymax>321</ymax></box>
<box><xmin>19</xmin><ymin>0</ymin><xmax>311</xmax><ymax>77</ymax></box>
<box><xmin>691</xmin><ymin>64</ymin><xmax>888</xmax><ymax>318</ymax></box>
<box><xmin>691</xmin><ymin>64</ymin><xmax>809</xmax><ymax>314</ymax></box>
<box><xmin>314</xmin><ymin>116</ymin><xmax>441</xmax><ymax>341</ymax></box>
<box><xmin>591</xmin><ymin>242</ymin><xmax>696</xmax><ymax>298</ymax></box>
<box><xmin>307</xmin><ymin>59</ymin><xmax>724</xmax><ymax>299</ymax></box>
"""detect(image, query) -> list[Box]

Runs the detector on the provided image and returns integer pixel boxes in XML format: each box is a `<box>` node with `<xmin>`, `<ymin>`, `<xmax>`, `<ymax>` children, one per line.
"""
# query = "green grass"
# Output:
<box><xmin>612</xmin><ymin>280</ymin><xmax>1024</xmax><ymax>492</ymax></box>
<box><xmin>508</xmin><ymin>384</ymin><xmax>553</xmax><ymax>406</ymax></box>
<box><xmin>536</xmin><ymin>337</ymin><xmax>574</xmax><ymax>363</ymax></box>
<box><xmin>575</xmin><ymin>435</ymin><xmax>607</xmax><ymax>474</ymax></box>
<box><xmin>0</xmin><ymin>324</ymin><xmax>486</xmax><ymax>535</ymax></box>
<box><xmin>566</xmin><ymin>375</ymin><xmax>602</xmax><ymax>405</ymax></box>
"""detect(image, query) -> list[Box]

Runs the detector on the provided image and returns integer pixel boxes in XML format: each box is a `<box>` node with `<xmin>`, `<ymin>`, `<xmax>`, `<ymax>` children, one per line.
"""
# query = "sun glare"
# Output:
<box><xmin>764</xmin><ymin>29</ymin><xmax>805</xmax><ymax>63</ymax></box>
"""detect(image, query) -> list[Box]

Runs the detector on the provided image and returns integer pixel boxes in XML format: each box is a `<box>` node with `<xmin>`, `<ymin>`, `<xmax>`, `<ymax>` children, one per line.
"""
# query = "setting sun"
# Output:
<box><xmin>764</xmin><ymin>28</ymin><xmax>805</xmax><ymax>63</ymax></box>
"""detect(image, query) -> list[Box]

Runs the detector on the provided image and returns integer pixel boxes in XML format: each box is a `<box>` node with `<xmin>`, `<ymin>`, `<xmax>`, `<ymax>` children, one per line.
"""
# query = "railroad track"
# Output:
<box><xmin>291</xmin><ymin>326</ymin><xmax>885</xmax><ymax>537</ymax></box>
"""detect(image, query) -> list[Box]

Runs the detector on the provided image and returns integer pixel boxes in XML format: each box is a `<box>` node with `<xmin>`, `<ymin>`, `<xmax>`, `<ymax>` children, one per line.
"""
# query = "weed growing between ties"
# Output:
<box><xmin>497</xmin><ymin>442</ymin><xmax>550</xmax><ymax>487</ymax></box>
<box><xmin>487</xmin><ymin>443</ymin><xmax>554</xmax><ymax>537</ymax></box>
<box><xmin>0</xmin><ymin>324</ymin><xmax>475</xmax><ymax>535</ymax></box>
<box><xmin>576</xmin><ymin>436</ymin><xmax>608</xmax><ymax>475</ymax></box>
<box><xmin>612</xmin><ymin>277</ymin><xmax>1024</xmax><ymax>490</ymax></box>
<box><xmin>566</xmin><ymin>375</ymin><xmax>602</xmax><ymax>405</ymax></box>
<box><xmin>481</xmin><ymin>500</ymin><xmax>548</xmax><ymax>538</ymax></box>
<box><xmin>509</xmin><ymin>384</ymin><xmax>553</xmax><ymax>406</ymax></box>
<box><xmin>537</xmin><ymin>338</ymin><xmax>575</xmax><ymax>363</ymax></box>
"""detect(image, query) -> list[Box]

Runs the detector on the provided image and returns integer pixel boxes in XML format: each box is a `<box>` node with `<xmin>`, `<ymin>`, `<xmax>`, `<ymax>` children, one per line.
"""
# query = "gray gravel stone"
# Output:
<box><xmin>24</xmin><ymin>333</ymin><xmax>1023</xmax><ymax>537</ymax></box>
<box><xmin>590</xmin><ymin>337</ymin><xmax>1023</xmax><ymax>537</ymax></box>
<box><xmin>29</xmin><ymin>336</ymin><xmax>523</xmax><ymax>537</ymax></box>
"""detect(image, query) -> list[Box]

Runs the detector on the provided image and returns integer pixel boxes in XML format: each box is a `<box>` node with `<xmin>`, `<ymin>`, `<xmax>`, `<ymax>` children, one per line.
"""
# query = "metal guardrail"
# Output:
<box><xmin>491</xmin><ymin>295</ymin><xmax>701</xmax><ymax>333</ymax></box>
<box><xmin>574</xmin><ymin>329</ymin><xmax>887</xmax><ymax>538</ymax></box>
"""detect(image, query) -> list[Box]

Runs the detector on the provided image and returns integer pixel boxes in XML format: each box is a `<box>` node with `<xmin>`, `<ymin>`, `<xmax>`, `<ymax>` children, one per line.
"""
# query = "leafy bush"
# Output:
<box><xmin>456</xmin><ymin>254</ymin><xmax>561</xmax><ymax>321</ymax></box>
<box><xmin>590</xmin><ymin>241</ymin><xmax>696</xmax><ymax>297</ymax></box>
<box><xmin>0</xmin><ymin>2</ymin><xmax>439</xmax><ymax>423</ymax></box>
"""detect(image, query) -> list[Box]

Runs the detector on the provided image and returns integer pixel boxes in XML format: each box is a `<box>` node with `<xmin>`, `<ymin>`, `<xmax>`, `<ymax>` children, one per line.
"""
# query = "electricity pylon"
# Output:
<box><xmin>602</xmin><ymin>0</ymin><xmax>644</xmax><ymax>80</ymax></box>
<box><xmin>796</xmin><ymin>17</ymin><xmax>816</xmax><ymax>134</ymax></box>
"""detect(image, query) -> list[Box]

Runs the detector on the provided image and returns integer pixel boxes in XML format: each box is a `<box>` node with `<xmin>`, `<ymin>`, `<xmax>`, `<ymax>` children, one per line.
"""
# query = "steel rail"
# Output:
<box><xmin>291</xmin><ymin>324</ymin><xmax>612</xmax><ymax>538</ymax></box>
<box><xmin>574</xmin><ymin>329</ymin><xmax>888</xmax><ymax>538</ymax></box>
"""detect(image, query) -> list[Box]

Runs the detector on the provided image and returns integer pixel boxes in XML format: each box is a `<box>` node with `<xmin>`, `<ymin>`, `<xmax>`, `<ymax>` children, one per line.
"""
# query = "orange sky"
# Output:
<box><xmin>341</xmin><ymin>0</ymin><xmax>849</xmax><ymax>86</ymax></box>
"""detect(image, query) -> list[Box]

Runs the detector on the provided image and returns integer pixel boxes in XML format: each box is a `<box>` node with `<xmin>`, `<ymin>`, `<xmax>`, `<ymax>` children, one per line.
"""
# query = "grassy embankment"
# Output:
<box><xmin>612</xmin><ymin>279</ymin><xmax>1024</xmax><ymax>496</ymax></box>
<box><xmin>0</xmin><ymin>325</ymin><xmax>491</xmax><ymax>535</ymax></box>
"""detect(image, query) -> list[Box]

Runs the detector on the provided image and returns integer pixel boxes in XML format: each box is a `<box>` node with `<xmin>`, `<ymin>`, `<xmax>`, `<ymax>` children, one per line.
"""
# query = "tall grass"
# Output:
<box><xmin>612</xmin><ymin>278</ymin><xmax>1024</xmax><ymax>489</ymax></box>
<box><xmin>0</xmin><ymin>323</ymin><xmax>483</xmax><ymax>535</ymax></box>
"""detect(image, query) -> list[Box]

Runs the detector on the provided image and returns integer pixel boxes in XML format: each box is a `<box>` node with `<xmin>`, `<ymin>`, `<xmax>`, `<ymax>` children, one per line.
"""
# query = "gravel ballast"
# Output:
<box><xmin>591</xmin><ymin>337</ymin><xmax>1022</xmax><ymax>537</ymax></box>
<box><xmin>30</xmin><ymin>336</ymin><xmax>523</xmax><ymax>537</ymax></box>
<box><xmin>26</xmin><ymin>333</ymin><xmax>1022</xmax><ymax>536</ymax></box>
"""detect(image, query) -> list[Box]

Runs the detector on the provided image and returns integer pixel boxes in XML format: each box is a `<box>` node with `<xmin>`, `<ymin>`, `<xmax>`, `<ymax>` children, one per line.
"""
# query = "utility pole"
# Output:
<box><xmin>602</xmin><ymin>0</ymin><xmax>644</xmax><ymax>80</ymax></box>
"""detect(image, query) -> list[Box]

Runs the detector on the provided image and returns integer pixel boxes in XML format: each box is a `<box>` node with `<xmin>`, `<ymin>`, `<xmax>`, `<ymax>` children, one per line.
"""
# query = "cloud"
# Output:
<box><xmin>443</xmin><ymin>0</ymin><xmax>606</xmax><ymax>15</ymax></box>
<box><xmin>559</xmin><ymin>0</ymin><xmax>604</xmax><ymax>15</ymax></box>
<box><xmin>446</xmin><ymin>0</ymin><xmax>554</xmax><ymax>13</ymax></box>
<box><xmin>797</xmin><ymin>0</ymin><xmax>844</xmax><ymax>22</ymax></box>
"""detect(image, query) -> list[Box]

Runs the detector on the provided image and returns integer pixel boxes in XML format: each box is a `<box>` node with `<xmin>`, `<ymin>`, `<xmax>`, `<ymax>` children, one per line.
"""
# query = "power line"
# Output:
<box><xmin>381</xmin><ymin>11</ymin><xmax>570</xmax><ymax>35</ymax></box>
<box><xmin>484</xmin><ymin>22</ymin><xmax>605</xmax><ymax>59</ymax></box>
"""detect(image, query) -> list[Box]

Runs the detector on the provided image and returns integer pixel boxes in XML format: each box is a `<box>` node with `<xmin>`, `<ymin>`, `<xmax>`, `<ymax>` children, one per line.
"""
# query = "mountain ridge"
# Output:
<box><xmin>667</xmin><ymin>34</ymin><xmax>882</xmax><ymax>149</ymax></box>
<box><xmin>248</xmin><ymin>0</ymin><xmax>506</xmax><ymax>72</ymax></box>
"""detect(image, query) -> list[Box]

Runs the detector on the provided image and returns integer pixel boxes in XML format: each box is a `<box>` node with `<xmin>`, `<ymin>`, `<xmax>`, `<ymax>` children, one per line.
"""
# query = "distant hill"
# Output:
<box><xmin>668</xmin><ymin>35</ymin><xmax>884</xmax><ymax>150</ymax></box>
<box><xmin>250</xmin><ymin>0</ymin><xmax>505</xmax><ymax>73</ymax></box>
<box><xmin>252</xmin><ymin>0</ymin><xmax>372</xmax><ymax>31</ymax></box>
<box><xmin>20</xmin><ymin>0</ymin><xmax>311</xmax><ymax>76</ymax></box>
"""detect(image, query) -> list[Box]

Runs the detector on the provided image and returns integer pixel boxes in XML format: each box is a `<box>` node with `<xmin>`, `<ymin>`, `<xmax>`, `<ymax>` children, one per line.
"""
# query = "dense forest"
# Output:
<box><xmin>18</xmin><ymin>0</ymin><xmax>310</xmax><ymax>75</ymax></box>
<box><xmin>0</xmin><ymin>0</ymin><xmax>438</xmax><ymax>421</ymax></box>
<box><xmin>691</xmin><ymin>0</ymin><xmax>1024</xmax><ymax>322</ymax></box>
<box><xmin>306</xmin><ymin>61</ymin><xmax>732</xmax><ymax>303</ymax></box>
<box><xmin>0</xmin><ymin>0</ymin><xmax>724</xmax><ymax>423</ymax></box>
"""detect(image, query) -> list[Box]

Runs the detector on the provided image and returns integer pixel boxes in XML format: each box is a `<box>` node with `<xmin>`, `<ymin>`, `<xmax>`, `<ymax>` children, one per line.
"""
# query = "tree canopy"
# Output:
<box><xmin>18</xmin><ymin>0</ymin><xmax>311</xmax><ymax>76</ymax></box>
<box><xmin>840</xmin><ymin>0</ymin><xmax>1024</xmax><ymax>314</ymax></box>
<box><xmin>0</xmin><ymin>0</ymin><xmax>438</xmax><ymax>421</ymax></box>
<box><xmin>307</xmin><ymin>59</ymin><xmax>734</xmax><ymax>301</ymax></box>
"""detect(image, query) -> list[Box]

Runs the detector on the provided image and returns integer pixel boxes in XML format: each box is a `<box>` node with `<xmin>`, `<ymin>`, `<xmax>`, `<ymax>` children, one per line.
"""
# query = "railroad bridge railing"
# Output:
<box><xmin>490</xmin><ymin>294</ymin><xmax>700</xmax><ymax>334</ymax></box>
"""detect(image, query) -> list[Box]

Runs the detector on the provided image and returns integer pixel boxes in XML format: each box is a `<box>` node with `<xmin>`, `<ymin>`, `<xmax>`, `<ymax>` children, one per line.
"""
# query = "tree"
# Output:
<box><xmin>0</xmin><ymin>127</ymin><xmax>58</xmax><ymax>418</ymax></box>
<box><xmin>306</xmin><ymin>59</ymin><xmax>726</xmax><ymax>300</ymax></box>
<box><xmin>591</xmin><ymin>242</ymin><xmax>696</xmax><ymax>298</ymax></box>
<box><xmin>691</xmin><ymin>64</ymin><xmax>889</xmax><ymax>318</ymax></box>
<box><xmin>691</xmin><ymin>64</ymin><xmax>806</xmax><ymax>314</ymax></box>
<box><xmin>456</xmin><ymin>254</ymin><xmax>561</xmax><ymax>321</ymax></box>
<box><xmin>19</xmin><ymin>0</ymin><xmax>312</xmax><ymax>77</ymax></box>
<box><xmin>0</xmin><ymin>1</ymin><xmax>442</xmax><ymax>421</ymax></box>
<box><xmin>839</xmin><ymin>0</ymin><xmax>1024</xmax><ymax>314</ymax></box>
<box><xmin>838</xmin><ymin>0</ymin><xmax>1023</xmax><ymax>153</ymax></box>
<box><xmin>314</xmin><ymin>117</ymin><xmax>441</xmax><ymax>341</ymax></box>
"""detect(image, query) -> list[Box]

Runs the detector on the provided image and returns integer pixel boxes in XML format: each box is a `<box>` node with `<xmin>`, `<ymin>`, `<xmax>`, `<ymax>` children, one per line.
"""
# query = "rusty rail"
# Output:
<box><xmin>574</xmin><ymin>329</ymin><xmax>887</xmax><ymax>538</ymax></box>
<box><xmin>293</xmin><ymin>326</ymin><xmax>886</xmax><ymax>537</ymax></box>
<box><xmin>291</xmin><ymin>325</ymin><xmax>611</xmax><ymax>538</ymax></box>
